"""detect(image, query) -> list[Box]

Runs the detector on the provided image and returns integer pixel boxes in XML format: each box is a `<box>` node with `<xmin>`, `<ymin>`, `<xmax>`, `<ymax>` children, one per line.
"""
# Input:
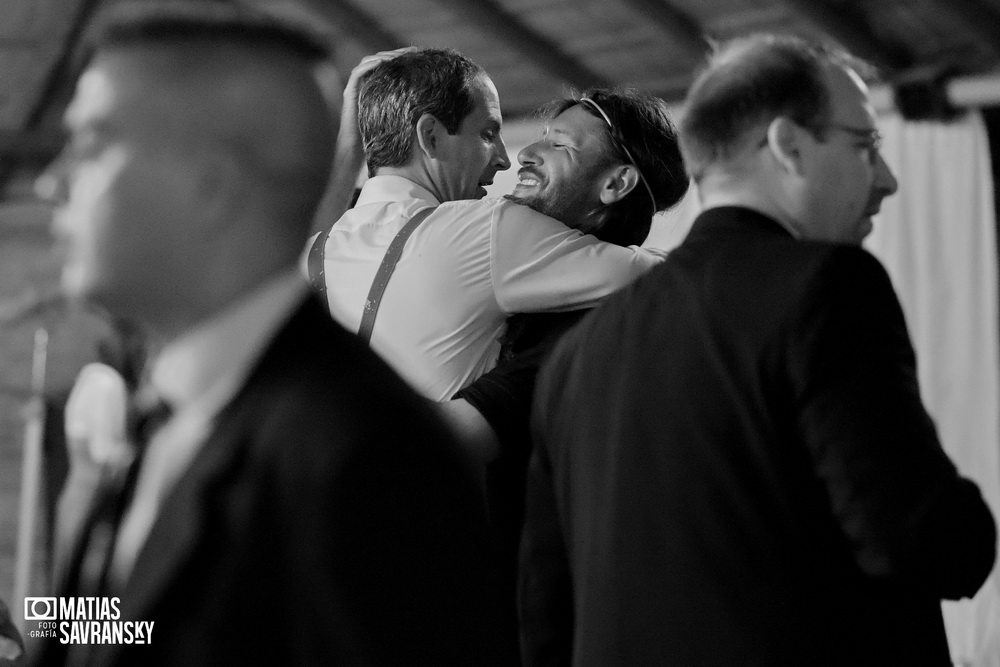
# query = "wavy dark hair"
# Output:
<box><xmin>541</xmin><ymin>88</ymin><xmax>688</xmax><ymax>247</ymax></box>
<box><xmin>359</xmin><ymin>48</ymin><xmax>487</xmax><ymax>175</ymax></box>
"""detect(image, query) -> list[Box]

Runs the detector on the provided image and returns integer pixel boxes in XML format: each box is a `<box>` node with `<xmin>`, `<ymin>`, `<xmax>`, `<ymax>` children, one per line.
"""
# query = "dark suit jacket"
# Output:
<box><xmin>36</xmin><ymin>295</ymin><xmax>517</xmax><ymax>666</ymax></box>
<box><xmin>457</xmin><ymin>311</ymin><xmax>590</xmax><ymax>553</ymax></box>
<box><xmin>521</xmin><ymin>207</ymin><xmax>997</xmax><ymax>667</ymax></box>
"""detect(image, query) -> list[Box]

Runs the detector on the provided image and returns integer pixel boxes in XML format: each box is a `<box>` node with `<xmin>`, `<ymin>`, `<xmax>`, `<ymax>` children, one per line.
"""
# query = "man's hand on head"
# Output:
<box><xmin>342</xmin><ymin>47</ymin><xmax>419</xmax><ymax>140</ymax></box>
<box><xmin>311</xmin><ymin>47</ymin><xmax>421</xmax><ymax>233</ymax></box>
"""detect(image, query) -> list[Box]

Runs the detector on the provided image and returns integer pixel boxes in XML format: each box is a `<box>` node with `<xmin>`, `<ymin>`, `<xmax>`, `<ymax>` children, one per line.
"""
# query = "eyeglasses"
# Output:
<box><xmin>578</xmin><ymin>96</ymin><xmax>658</xmax><ymax>215</ymax></box>
<box><xmin>823</xmin><ymin>123</ymin><xmax>883</xmax><ymax>165</ymax></box>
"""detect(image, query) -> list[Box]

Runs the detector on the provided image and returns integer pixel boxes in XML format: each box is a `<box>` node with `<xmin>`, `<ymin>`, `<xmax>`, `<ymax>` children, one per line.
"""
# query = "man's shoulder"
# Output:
<box><xmin>338</xmin><ymin>196</ymin><xmax>511</xmax><ymax>231</ymax></box>
<box><xmin>788</xmin><ymin>242</ymin><xmax>890</xmax><ymax>289</ymax></box>
<box><xmin>681</xmin><ymin>217</ymin><xmax>884</xmax><ymax>280</ymax></box>
<box><xmin>230</xmin><ymin>297</ymin><xmax>454</xmax><ymax>457</ymax></box>
<box><xmin>338</xmin><ymin>195</ymin><xmax>569</xmax><ymax>238</ymax></box>
<box><xmin>435</xmin><ymin>195</ymin><xmax>517</xmax><ymax>220</ymax></box>
<box><xmin>252</xmin><ymin>296</ymin><xmax>409</xmax><ymax>397</ymax></box>
<box><xmin>438</xmin><ymin>195</ymin><xmax>562</xmax><ymax>226</ymax></box>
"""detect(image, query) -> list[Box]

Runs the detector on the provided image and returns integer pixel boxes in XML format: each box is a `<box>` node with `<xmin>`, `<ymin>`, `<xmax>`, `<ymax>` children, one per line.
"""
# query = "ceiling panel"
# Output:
<box><xmin>3</xmin><ymin>0</ymin><xmax>1000</xmax><ymax>196</ymax></box>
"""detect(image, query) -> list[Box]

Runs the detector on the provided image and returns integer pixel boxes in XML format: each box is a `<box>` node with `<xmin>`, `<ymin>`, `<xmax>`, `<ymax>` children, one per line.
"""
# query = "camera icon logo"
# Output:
<box><xmin>24</xmin><ymin>597</ymin><xmax>57</xmax><ymax>621</ymax></box>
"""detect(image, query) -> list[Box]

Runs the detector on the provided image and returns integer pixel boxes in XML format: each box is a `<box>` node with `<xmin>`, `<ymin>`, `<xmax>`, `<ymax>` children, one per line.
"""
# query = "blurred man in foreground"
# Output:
<box><xmin>31</xmin><ymin>3</ymin><xmax>513</xmax><ymax>665</ymax></box>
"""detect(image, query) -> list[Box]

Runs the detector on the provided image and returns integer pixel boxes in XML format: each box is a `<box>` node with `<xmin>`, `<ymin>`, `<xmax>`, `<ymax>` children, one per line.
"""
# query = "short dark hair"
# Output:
<box><xmin>543</xmin><ymin>88</ymin><xmax>688</xmax><ymax>247</ymax></box>
<box><xmin>359</xmin><ymin>48</ymin><xmax>487</xmax><ymax>175</ymax></box>
<box><xmin>679</xmin><ymin>33</ymin><xmax>873</xmax><ymax>181</ymax></box>
<box><xmin>82</xmin><ymin>1</ymin><xmax>331</xmax><ymax>64</ymax></box>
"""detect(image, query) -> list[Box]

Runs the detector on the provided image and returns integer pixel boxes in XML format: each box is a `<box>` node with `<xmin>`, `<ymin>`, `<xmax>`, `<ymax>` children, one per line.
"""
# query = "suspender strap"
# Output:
<box><xmin>307</xmin><ymin>226</ymin><xmax>332</xmax><ymax>312</ymax></box>
<box><xmin>358</xmin><ymin>206</ymin><xmax>436</xmax><ymax>344</ymax></box>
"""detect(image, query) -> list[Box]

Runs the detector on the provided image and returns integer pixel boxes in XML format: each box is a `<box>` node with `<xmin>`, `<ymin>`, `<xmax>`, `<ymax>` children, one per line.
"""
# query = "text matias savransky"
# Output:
<box><xmin>25</xmin><ymin>596</ymin><xmax>154</xmax><ymax>645</ymax></box>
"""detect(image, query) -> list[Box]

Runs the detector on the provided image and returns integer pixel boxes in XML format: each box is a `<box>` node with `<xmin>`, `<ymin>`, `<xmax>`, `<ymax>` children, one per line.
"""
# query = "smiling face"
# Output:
<box><xmin>434</xmin><ymin>74</ymin><xmax>510</xmax><ymax>200</ymax></box>
<box><xmin>799</xmin><ymin>64</ymin><xmax>898</xmax><ymax>244</ymax></box>
<box><xmin>508</xmin><ymin>104</ymin><xmax>619</xmax><ymax>231</ymax></box>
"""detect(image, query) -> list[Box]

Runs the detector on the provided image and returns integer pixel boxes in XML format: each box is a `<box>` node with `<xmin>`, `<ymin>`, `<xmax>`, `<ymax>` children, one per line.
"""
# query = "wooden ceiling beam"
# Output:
<box><xmin>24</xmin><ymin>0</ymin><xmax>102</xmax><ymax>130</ymax></box>
<box><xmin>617</xmin><ymin>0</ymin><xmax>711</xmax><ymax>63</ymax></box>
<box><xmin>0</xmin><ymin>129</ymin><xmax>63</xmax><ymax>163</ymax></box>
<box><xmin>429</xmin><ymin>0</ymin><xmax>610</xmax><ymax>90</ymax></box>
<box><xmin>779</xmin><ymin>0</ymin><xmax>911</xmax><ymax>71</ymax></box>
<box><xmin>932</xmin><ymin>0</ymin><xmax>1000</xmax><ymax>60</ymax></box>
<box><xmin>291</xmin><ymin>0</ymin><xmax>405</xmax><ymax>53</ymax></box>
<box><xmin>0</xmin><ymin>38</ymin><xmax>41</xmax><ymax>48</ymax></box>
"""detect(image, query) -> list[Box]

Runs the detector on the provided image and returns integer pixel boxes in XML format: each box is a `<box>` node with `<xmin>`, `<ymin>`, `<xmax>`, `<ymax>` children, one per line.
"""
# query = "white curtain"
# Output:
<box><xmin>868</xmin><ymin>110</ymin><xmax>1000</xmax><ymax>667</ymax></box>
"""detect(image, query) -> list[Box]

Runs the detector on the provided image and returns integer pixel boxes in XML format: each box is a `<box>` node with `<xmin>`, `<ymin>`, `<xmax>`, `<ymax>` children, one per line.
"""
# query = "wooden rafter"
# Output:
<box><xmin>24</xmin><ymin>0</ymin><xmax>103</xmax><ymax>130</ymax></box>
<box><xmin>617</xmin><ymin>0</ymin><xmax>711</xmax><ymax>63</ymax></box>
<box><xmin>779</xmin><ymin>0</ymin><xmax>911</xmax><ymax>71</ymax></box>
<box><xmin>0</xmin><ymin>130</ymin><xmax>63</xmax><ymax>162</ymax></box>
<box><xmin>429</xmin><ymin>0</ymin><xmax>610</xmax><ymax>90</ymax></box>
<box><xmin>294</xmin><ymin>0</ymin><xmax>405</xmax><ymax>52</ymax></box>
<box><xmin>0</xmin><ymin>0</ymin><xmax>102</xmax><ymax>194</ymax></box>
<box><xmin>933</xmin><ymin>0</ymin><xmax>1000</xmax><ymax>60</ymax></box>
<box><xmin>0</xmin><ymin>130</ymin><xmax>63</xmax><ymax>160</ymax></box>
<box><xmin>0</xmin><ymin>38</ymin><xmax>41</xmax><ymax>49</ymax></box>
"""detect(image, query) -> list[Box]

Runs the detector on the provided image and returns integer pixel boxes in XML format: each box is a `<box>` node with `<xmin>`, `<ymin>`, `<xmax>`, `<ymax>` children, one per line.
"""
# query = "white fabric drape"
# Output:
<box><xmin>867</xmin><ymin>110</ymin><xmax>1000</xmax><ymax>667</ymax></box>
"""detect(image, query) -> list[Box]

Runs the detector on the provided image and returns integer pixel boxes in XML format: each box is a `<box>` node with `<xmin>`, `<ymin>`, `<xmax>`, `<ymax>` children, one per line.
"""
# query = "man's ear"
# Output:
<box><xmin>765</xmin><ymin>116</ymin><xmax>808</xmax><ymax>176</ymax></box>
<box><xmin>598</xmin><ymin>164</ymin><xmax>640</xmax><ymax>206</ymax></box>
<box><xmin>195</xmin><ymin>149</ymin><xmax>244</xmax><ymax>235</ymax></box>
<box><xmin>415</xmin><ymin>113</ymin><xmax>442</xmax><ymax>159</ymax></box>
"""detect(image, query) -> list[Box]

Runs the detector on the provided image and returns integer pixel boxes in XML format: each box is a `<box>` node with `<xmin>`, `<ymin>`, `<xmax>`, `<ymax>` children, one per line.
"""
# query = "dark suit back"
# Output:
<box><xmin>36</xmin><ymin>295</ymin><xmax>517</xmax><ymax>666</ymax></box>
<box><xmin>522</xmin><ymin>207</ymin><xmax>997</xmax><ymax>666</ymax></box>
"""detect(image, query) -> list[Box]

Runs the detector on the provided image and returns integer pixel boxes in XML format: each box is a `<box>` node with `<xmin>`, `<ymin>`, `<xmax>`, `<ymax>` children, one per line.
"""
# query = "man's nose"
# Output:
<box><xmin>494</xmin><ymin>136</ymin><xmax>511</xmax><ymax>171</ymax></box>
<box><xmin>873</xmin><ymin>152</ymin><xmax>898</xmax><ymax>197</ymax></box>
<box><xmin>517</xmin><ymin>142</ymin><xmax>542</xmax><ymax>167</ymax></box>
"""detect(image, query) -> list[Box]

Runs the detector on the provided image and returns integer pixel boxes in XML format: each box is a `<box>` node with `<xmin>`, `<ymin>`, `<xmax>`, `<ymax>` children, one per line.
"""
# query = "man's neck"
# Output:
<box><xmin>697</xmin><ymin>176</ymin><xmax>804</xmax><ymax>240</ymax></box>
<box><xmin>375</xmin><ymin>166</ymin><xmax>446</xmax><ymax>203</ymax></box>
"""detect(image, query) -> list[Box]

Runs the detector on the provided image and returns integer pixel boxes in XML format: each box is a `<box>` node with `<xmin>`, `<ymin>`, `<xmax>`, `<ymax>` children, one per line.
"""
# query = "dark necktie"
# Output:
<box><xmin>68</xmin><ymin>389</ymin><xmax>173</xmax><ymax>597</ymax></box>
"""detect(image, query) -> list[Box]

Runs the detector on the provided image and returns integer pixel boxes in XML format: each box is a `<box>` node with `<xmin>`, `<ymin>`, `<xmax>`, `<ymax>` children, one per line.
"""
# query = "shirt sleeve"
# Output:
<box><xmin>790</xmin><ymin>247</ymin><xmax>996</xmax><ymax>599</ymax></box>
<box><xmin>489</xmin><ymin>199</ymin><xmax>663</xmax><ymax>313</ymax></box>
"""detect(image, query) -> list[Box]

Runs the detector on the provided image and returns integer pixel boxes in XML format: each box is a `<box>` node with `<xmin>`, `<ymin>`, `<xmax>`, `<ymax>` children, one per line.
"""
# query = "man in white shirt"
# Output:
<box><xmin>31</xmin><ymin>4</ymin><xmax>515</xmax><ymax>665</ymax></box>
<box><xmin>315</xmin><ymin>49</ymin><xmax>666</xmax><ymax>402</ymax></box>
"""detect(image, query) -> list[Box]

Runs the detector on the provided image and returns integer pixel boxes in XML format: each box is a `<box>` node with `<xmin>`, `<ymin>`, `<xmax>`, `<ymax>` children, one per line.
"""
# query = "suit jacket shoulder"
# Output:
<box><xmin>83</xmin><ymin>296</ymin><xmax>516</xmax><ymax>667</ymax></box>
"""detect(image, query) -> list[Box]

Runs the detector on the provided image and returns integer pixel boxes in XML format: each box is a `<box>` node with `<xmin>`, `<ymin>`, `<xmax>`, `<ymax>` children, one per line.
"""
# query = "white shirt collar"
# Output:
<box><xmin>355</xmin><ymin>174</ymin><xmax>441</xmax><ymax>208</ymax></box>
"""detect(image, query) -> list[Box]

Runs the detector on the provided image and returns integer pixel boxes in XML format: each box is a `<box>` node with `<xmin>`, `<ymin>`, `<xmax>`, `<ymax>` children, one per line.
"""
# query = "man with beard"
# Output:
<box><xmin>310</xmin><ymin>49</ymin><xmax>671</xmax><ymax>412</ymax></box>
<box><xmin>313</xmin><ymin>68</ymin><xmax>688</xmax><ymax>627</ymax></box>
<box><xmin>313</xmin><ymin>61</ymin><xmax>687</xmax><ymax>521</ymax></box>
<box><xmin>453</xmin><ymin>88</ymin><xmax>688</xmax><ymax>553</ymax></box>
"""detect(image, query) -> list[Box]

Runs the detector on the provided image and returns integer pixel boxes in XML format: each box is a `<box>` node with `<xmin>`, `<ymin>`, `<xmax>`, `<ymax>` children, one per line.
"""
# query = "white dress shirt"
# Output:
<box><xmin>109</xmin><ymin>269</ymin><xmax>308</xmax><ymax>585</ymax></box>
<box><xmin>320</xmin><ymin>175</ymin><xmax>662</xmax><ymax>400</ymax></box>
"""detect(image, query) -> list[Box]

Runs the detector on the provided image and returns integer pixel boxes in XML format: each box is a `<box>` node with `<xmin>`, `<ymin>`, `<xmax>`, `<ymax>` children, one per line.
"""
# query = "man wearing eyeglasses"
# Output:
<box><xmin>521</xmin><ymin>34</ymin><xmax>996</xmax><ymax>666</ymax></box>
